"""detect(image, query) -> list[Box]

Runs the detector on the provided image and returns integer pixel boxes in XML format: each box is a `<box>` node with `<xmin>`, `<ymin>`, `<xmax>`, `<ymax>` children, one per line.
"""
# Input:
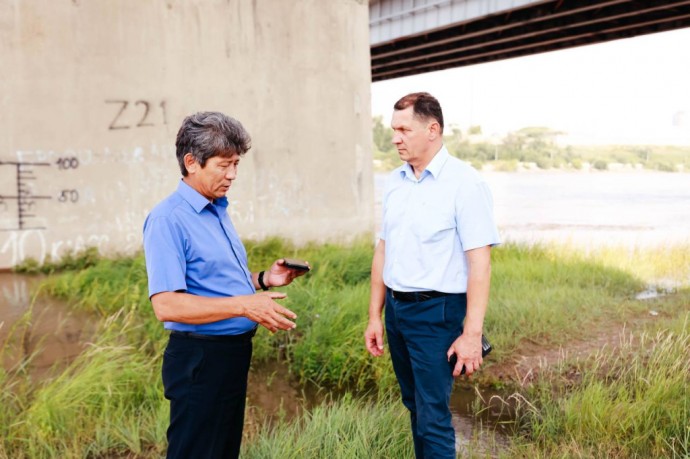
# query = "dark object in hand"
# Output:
<box><xmin>283</xmin><ymin>258</ymin><xmax>310</xmax><ymax>271</ymax></box>
<box><xmin>449</xmin><ymin>334</ymin><xmax>493</xmax><ymax>375</ymax></box>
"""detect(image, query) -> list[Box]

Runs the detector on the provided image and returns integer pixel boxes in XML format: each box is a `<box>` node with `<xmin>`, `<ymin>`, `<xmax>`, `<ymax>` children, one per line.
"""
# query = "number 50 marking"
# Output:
<box><xmin>57</xmin><ymin>190</ymin><xmax>79</xmax><ymax>203</ymax></box>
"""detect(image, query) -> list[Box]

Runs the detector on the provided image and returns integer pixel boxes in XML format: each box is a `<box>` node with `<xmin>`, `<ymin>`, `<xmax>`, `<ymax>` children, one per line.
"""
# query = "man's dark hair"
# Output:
<box><xmin>175</xmin><ymin>111</ymin><xmax>252</xmax><ymax>176</ymax></box>
<box><xmin>393</xmin><ymin>92</ymin><xmax>444</xmax><ymax>134</ymax></box>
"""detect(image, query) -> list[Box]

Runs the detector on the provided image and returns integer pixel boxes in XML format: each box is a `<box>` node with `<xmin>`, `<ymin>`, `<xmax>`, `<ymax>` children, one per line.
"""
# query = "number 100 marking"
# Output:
<box><xmin>56</xmin><ymin>157</ymin><xmax>79</xmax><ymax>170</ymax></box>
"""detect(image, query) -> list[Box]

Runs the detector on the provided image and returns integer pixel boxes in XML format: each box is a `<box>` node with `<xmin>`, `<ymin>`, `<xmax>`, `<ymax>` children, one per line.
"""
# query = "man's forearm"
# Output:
<box><xmin>151</xmin><ymin>291</ymin><xmax>248</xmax><ymax>324</ymax></box>
<box><xmin>463</xmin><ymin>246</ymin><xmax>492</xmax><ymax>336</ymax></box>
<box><xmin>369</xmin><ymin>240</ymin><xmax>386</xmax><ymax>320</ymax></box>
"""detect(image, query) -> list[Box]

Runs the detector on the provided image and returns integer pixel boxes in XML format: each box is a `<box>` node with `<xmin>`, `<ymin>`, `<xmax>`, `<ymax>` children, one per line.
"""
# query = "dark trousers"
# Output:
<box><xmin>385</xmin><ymin>289</ymin><xmax>467</xmax><ymax>459</ymax></box>
<box><xmin>162</xmin><ymin>332</ymin><xmax>253</xmax><ymax>459</ymax></box>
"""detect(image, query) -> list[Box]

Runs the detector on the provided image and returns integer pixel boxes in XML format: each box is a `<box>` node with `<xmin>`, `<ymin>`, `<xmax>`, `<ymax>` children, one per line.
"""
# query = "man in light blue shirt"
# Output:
<box><xmin>365</xmin><ymin>93</ymin><xmax>500</xmax><ymax>459</ymax></box>
<box><xmin>144</xmin><ymin>112</ymin><xmax>308</xmax><ymax>459</ymax></box>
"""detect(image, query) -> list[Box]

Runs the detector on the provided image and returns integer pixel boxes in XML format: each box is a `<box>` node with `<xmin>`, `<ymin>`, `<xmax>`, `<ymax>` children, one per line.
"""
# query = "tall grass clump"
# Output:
<box><xmin>512</xmin><ymin>312</ymin><xmax>690</xmax><ymax>458</ymax></box>
<box><xmin>242</xmin><ymin>394</ymin><xmax>415</xmax><ymax>459</ymax></box>
<box><xmin>2</xmin><ymin>311</ymin><xmax>167</xmax><ymax>459</ymax></box>
<box><xmin>0</xmin><ymin>364</ymin><xmax>29</xmax><ymax>458</ymax></box>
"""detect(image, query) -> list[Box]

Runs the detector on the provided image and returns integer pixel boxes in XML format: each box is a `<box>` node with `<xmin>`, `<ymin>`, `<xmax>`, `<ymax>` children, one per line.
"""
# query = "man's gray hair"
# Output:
<box><xmin>175</xmin><ymin>111</ymin><xmax>252</xmax><ymax>176</ymax></box>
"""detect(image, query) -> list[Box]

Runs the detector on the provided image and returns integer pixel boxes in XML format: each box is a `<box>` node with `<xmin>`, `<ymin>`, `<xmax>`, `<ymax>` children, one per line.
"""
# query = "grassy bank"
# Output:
<box><xmin>512</xmin><ymin>308</ymin><xmax>690</xmax><ymax>458</ymax></box>
<box><xmin>2</xmin><ymin>239</ymin><xmax>688</xmax><ymax>457</ymax></box>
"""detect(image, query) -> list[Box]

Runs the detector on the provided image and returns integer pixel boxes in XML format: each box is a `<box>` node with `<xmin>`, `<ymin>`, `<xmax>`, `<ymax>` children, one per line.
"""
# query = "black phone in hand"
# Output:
<box><xmin>283</xmin><ymin>258</ymin><xmax>310</xmax><ymax>271</ymax></box>
<box><xmin>449</xmin><ymin>334</ymin><xmax>492</xmax><ymax>375</ymax></box>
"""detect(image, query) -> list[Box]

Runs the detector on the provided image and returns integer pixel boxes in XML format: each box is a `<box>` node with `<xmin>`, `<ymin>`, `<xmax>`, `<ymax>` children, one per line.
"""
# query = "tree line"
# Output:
<box><xmin>372</xmin><ymin>116</ymin><xmax>690</xmax><ymax>172</ymax></box>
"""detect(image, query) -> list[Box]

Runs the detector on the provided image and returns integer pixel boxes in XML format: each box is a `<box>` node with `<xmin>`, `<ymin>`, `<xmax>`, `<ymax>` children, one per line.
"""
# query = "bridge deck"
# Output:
<box><xmin>370</xmin><ymin>0</ymin><xmax>690</xmax><ymax>81</ymax></box>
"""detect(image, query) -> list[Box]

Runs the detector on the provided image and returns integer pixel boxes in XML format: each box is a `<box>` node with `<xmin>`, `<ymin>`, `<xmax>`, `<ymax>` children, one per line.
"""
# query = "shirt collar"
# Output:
<box><xmin>426</xmin><ymin>145</ymin><xmax>449</xmax><ymax>178</ymax></box>
<box><xmin>176</xmin><ymin>179</ymin><xmax>229</xmax><ymax>213</ymax></box>
<box><xmin>399</xmin><ymin>145</ymin><xmax>450</xmax><ymax>181</ymax></box>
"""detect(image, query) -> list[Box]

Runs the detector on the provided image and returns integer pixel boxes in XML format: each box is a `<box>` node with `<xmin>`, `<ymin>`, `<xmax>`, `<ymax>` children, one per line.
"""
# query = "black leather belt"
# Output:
<box><xmin>388</xmin><ymin>288</ymin><xmax>451</xmax><ymax>302</ymax></box>
<box><xmin>170</xmin><ymin>328</ymin><xmax>256</xmax><ymax>342</ymax></box>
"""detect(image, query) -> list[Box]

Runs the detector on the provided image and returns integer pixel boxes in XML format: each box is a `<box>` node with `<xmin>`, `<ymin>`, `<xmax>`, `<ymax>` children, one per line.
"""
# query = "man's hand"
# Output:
<box><xmin>446</xmin><ymin>333</ymin><xmax>483</xmax><ymax>377</ymax></box>
<box><xmin>364</xmin><ymin>319</ymin><xmax>385</xmax><ymax>357</ymax></box>
<box><xmin>265</xmin><ymin>259</ymin><xmax>310</xmax><ymax>288</ymax></box>
<box><xmin>243</xmin><ymin>291</ymin><xmax>297</xmax><ymax>333</ymax></box>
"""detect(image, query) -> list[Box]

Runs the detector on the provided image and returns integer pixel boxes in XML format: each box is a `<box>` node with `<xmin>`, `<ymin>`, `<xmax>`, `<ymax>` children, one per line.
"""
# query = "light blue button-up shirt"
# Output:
<box><xmin>143</xmin><ymin>180</ymin><xmax>257</xmax><ymax>335</ymax></box>
<box><xmin>381</xmin><ymin>146</ymin><xmax>501</xmax><ymax>293</ymax></box>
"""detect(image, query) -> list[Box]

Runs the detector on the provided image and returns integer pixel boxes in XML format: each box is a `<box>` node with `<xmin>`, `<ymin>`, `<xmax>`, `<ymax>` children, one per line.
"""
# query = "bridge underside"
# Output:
<box><xmin>371</xmin><ymin>0</ymin><xmax>690</xmax><ymax>81</ymax></box>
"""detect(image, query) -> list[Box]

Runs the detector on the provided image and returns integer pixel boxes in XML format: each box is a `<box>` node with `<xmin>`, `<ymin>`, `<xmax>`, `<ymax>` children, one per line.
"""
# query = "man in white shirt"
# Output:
<box><xmin>364</xmin><ymin>92</ymin><xmax>501</xmax><ymax>458</ymax></box>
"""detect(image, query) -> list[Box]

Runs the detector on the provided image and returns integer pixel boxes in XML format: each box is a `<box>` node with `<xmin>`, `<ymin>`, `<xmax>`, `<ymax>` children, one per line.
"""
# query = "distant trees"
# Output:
<box><xmin>443</xmin><ymin>125</ymin><xmax>565</xmax><ymax>170</ymax></box>
<box><xmin>372</xmin><ymin>115</ymin><xmax>393</xmax><ymax>155</ymax></box>
<box><xmin>371</xmin><ymin>116</ymin><xmax>399</xmax><ymax>170</ymax></box>
<box><xmin>371</xmin><ymin>117</ymin><xmax>689</xmax><ymax>172</ymax></box>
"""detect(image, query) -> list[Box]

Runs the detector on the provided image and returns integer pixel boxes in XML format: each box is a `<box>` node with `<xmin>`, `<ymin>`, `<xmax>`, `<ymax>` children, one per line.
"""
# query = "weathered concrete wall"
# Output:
<box><xmin>0</xmin><ymin>0</ymin><xmax>373</xmax><ymax>268</ymax></box>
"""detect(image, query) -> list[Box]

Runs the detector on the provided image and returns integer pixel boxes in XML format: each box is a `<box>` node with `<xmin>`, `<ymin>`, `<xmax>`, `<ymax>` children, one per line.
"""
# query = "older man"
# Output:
<box><xmin>365</xmin><ymin>93</ymin><xmax>500</xmax><ymax>458</ymax></box>
<box><xmin>144</xmin><ymin>111</ymin><xmax>307</xmax><ymax>459</ymax></box>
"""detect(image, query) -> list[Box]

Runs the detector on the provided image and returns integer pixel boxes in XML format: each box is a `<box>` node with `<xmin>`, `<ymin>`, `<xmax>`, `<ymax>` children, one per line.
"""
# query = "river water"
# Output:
<box><xmin>375</xmin><ymin>170</ymin><xmax>690</xmax><ymax>247</ymax></box>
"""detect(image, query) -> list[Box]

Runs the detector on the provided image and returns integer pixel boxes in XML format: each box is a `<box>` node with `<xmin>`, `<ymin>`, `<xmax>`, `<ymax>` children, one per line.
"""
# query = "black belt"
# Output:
<box><xmin>388</xmin><ymin>288</ymin><xmax>454</xmax><ymax>302</ymax></box>
<box><xmin>170</xmin><ymin>328</ymin><xmax>256</xmax><ymax>342</ymax></box>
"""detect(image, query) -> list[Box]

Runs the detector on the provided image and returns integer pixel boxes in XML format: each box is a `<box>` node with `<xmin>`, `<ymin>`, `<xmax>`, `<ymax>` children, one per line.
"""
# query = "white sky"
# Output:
<box><xmin>371</xmin><ymin>28</ymin><xmax>690</xmax><ymax>145</ymax></box>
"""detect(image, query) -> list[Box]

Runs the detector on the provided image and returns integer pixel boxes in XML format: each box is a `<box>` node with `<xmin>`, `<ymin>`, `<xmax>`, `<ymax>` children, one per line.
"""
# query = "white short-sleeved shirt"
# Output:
<box><xmin>381</xmin><ymin>146</ymin><xmax>501</xmax><ymax>293</ymax></box>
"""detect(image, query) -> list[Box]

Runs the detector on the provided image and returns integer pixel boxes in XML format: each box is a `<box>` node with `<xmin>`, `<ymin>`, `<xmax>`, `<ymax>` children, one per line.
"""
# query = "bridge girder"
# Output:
<box><xmin>371</xmin><ymin>0</ymin><xmax>690</xmax><ymax>81</ymax></box>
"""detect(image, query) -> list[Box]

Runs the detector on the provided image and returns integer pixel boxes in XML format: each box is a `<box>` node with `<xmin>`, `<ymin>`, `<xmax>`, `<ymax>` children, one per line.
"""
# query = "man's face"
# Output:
<box><xmin>186</xmin><ymin>152</ymin><xmax>241</xmax><ymax>201</ymax></box>
<box><xmin>390</xmin><ymin>106</ymin><xmax>432</xmax><ymax>165</ymax></box>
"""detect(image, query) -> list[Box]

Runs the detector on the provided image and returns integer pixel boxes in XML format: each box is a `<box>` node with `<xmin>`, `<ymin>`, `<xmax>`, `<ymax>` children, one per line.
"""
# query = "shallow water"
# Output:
<box><xmin>0</xmin><ymin>272</ymin><xmax>94</xmax><ymax>379</ymax></box>
<box><xmin>246</xmin><ymin>361</ymin><xmax>515</xmax><ymax>451</ymax></box>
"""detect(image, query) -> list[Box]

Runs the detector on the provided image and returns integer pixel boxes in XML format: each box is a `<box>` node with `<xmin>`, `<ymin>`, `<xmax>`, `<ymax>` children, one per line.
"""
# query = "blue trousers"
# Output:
<box><xmin>162</xmin><ymin>332</ymin><xmax>253</xmax><ymax>459</ymax></box>
<box><xmin>385</xmin><ymin>289</ymin><xmax>467</xmax><ymax>459</ymax></box>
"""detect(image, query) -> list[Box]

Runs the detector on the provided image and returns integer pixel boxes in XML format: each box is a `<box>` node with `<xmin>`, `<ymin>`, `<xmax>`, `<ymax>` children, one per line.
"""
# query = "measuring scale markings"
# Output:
<box><xmin>0</xmin><ymin>161</ymin><xmax>52</xmax><ymax>231</ymax></box>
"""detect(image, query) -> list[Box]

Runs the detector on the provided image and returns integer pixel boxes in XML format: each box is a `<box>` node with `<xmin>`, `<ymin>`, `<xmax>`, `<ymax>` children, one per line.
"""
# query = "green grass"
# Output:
<box><xmin>509</xmin><ymin>308</ymin><xmax>690</xmax><ymax>458</ymax></box>
<box><xmin>1</xmin><ymin>311</ymin><xmax>167</xmax><ymax>459</ymax></box>
<box><xmin>242</xmin><ymin>394</ymin><xmax>415</xmax><ymax>458</ymax></box>
<box><xmin>10</xmin><ymin>240</ymin><xmax>652</xmax><ymax>389</ymax></box>
<box><xmin>482</xmin><ymin>243</ymin><xmax>645</xmax><ymax>361</ymax></box>
<box><xmin>584</xmin><ymin>243</ymin><xmax>690</xmax><ymax>287</ymax></box>
<box><xmin>2</xmin><ymin>239</ymin><xmax>688</xmax><ymax>457</ymax></box>
<box><xmin>245</xmin><ymin>237</ymin><xmax>395</xmax><ymax>389</ymax></box>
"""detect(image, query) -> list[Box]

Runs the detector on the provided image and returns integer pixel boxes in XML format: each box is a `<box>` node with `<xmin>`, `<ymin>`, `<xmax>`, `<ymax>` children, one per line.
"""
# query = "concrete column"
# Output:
<box><xmin>0</xmin><ymin>0</ymin><xmax>373</xmax><ymax>268</ymax></box>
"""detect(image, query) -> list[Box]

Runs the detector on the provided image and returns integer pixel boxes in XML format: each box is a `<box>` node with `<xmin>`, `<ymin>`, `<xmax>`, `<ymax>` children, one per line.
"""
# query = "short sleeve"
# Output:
<box><xmin>455</xmin><ymin>181</ymin><xmax>501</xmax><ymax>251</ymax></box>
<box><xmin>143</xmin><ymin>216</ymin><xmax>188</xmax><ymax>297</ymax></box>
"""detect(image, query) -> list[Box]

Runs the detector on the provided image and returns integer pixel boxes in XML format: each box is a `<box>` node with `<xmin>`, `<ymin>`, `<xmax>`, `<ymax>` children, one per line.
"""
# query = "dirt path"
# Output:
<box><xmin>483</xmin><ymin>305</ymin><xmax>668</xmax><ymax>386</ymax></box>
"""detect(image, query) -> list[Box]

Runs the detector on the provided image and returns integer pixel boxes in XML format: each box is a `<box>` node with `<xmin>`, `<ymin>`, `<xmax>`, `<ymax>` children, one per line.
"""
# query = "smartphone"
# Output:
<box><xmin>449</xmin><ymin>334</ymin><xmax>493</xmax><ymax>375</ymax></box>
<box><xmin>283</xmin><ymin>258</ymin><xmax>311</xmax><ymax>271</ymax></box>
